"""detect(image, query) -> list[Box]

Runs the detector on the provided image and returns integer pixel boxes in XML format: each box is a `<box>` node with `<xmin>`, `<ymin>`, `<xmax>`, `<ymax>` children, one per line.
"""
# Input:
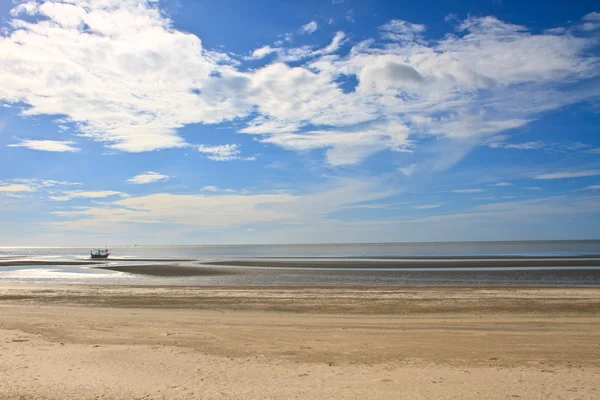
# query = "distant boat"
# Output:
<box><xmin>90</xmin><ymin>248</ymin><xmax>110</xmax><ymax>259</ymax></box>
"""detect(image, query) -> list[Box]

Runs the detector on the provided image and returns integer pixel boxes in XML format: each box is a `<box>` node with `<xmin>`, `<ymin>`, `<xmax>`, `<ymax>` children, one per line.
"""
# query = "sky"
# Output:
<box><xmin>0</xmin><ymin>0</ymin><xmax>599</xmax><ymax>246</ymax></box>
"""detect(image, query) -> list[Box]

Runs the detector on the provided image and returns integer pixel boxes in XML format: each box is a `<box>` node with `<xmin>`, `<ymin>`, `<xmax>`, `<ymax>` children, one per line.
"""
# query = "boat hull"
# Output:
<box><xmin>91</xmin><ymin>254</ymin><xmax>110</xmax><ymax>259</ymax></box>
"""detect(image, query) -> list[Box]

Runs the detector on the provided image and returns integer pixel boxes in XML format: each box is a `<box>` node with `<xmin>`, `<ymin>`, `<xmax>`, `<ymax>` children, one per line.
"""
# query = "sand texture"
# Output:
<box><xmin>1</xmin><ymin>285</ymin><xmax>599</xmax><ymax>399</ymax></box>
<box><xmin>206</xmin><ymin>258</ymin><xmax>600</xmax><ymax>268</ymax></box>
<box><xmin>96</xmin><ymin>264</ymin><xmax>236</xmax><ymax>277</ymax></box>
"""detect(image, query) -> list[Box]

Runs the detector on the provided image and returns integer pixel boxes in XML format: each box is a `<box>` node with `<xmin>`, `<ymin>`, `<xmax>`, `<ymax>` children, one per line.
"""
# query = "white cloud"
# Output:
<box><xmin>0</xmin><ymin>178</ymin><xmax>80</xmax><ymax>194</ymax></box>
<box><xmin>250</xmin><ymin>45</ymin><xmax>279</xmax><ymax>60</ymax></box>
<box><xmin>317</xmin><ymin>31</ymin><xmax>347</xmax><ymax>55</ymax></box>
<box><xmin>412</xmin><ymin>204</ymin><xmax>441</xmax><ymax>209</ymax></box>
<box><xmin>8</xmin><ymin>140</ymin><xmax>80</xmax><ymax>152</ymax></box>
<box><xmin>248</xmin><ymin>31</ymin><xmax>346</xmax><ymax>62</ymax></box>
<box><xmin>127</xmin><ymin>171</ymin><xmax>171</xmax><ymax>184</ymax></box>
<box><xmin>201</xmin><ymin>186</ymin><xmax>235</xmax><ymax>193</ymax></box>
<box><xmin>489</xmin><ymin>141</ymin><xmax>545</xmax><ymax>150</ymax></box>
<box><xmin>380</xmin><ymin>19</ymin><xmax>426</xmax><ymax>42</ymax></box>
<box><xmin>445</xmin><ymin>14</ymin><xmax>458</xmax><ymax>22</ymax></box>
<box><xmin>345</xmin><ymin>10</ymin><xmax>354</xmax><ymax>23</ymax></box>
<box><xmin>262</xmin><ymin>122</ymin><xmax>412</xmax><ymax>166</ymax></box>
<box><xmin>578</xmin><ymin>12</ymin><xmax>600</xmax><ymax>31</ymax></box>
<box><xmin>399</xmin><ymin>164</ymin><xmax>419</xmax><ymax>177</ymax></box>
<box><xmin>406</xmin><ymin>194</ymin><xmax>600</xmax><ymax>227</ymax></box>
<box><xmin>51</xmin><ymin>192</ymin><xmax>294</xmax><ymax>230</ymax></box>
<box><xmin>534</xmin><ymin>170</ymin><xmax>600</xmax><ymax>180</ymax></box>
<box><xmin>3</xmin><ymin>193</ymin><xmax>24</xmax><ymax>199</ymax></box>
<box><xmin>0</xmin><ymin>1</ymin><xmax>597</xmax><ymax>171</ymax></box>
<box><xmin>299</xmin><ymin>21</ymin><xmax>318</xmax><ymax>35</ymax></box>
<box><xmin>50</xmin><ymin>179</ymin><xmax>390</xmax><ymax>232</ymax></box>
<box><xmin>1</xmin><ymin>0</ymin><xmax>251</xmax><ymax>152</ymax></box>
<box><xmin>588</xmin><ymin>148</ymin><xmax>600</xmax><ymax>154</ymax></box>
<box><xmin>490</xmin><ymin>182</ymin><xmax>511</xmax><ymax>187</ymax></box>
<box><xmin>489</xmin><ymin>140</ymin><xmax>589</xmax><ymax>152</ymax></box>
<box><xmin>584</xmin><ymin>12</ymin><xmax>600</xmax><ymax>20</ymax></box>
<box><xmin>0</xmin><ymin>184</ymin><xmax>37</xmax><ymax>193</ymax></box>
<box><xmin>49</xmin><ymin>190</ymin><xmax>125</xmax><ymax>201</ymax></box>
<box><xmin>524</xmin><ymin>186</ymin><xmax>542</xmax><ymax>190</ymax></box>
<box><xmin>583</xmin><ymin>185</ymin><xmax>600</xmax><ymax>190</ymax></box>
<box><xmin>452</xmin><ymin>189</ymin><xmax>483</xmax><ymax>193</ymax></box>
<box><xmin>198</xmin><ymin>144</ymin><xmax>250</xmax><ymax>161</ymax></box>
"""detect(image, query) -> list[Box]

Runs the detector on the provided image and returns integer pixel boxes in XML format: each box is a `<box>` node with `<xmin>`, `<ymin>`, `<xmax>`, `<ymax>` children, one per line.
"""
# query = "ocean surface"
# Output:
<box><xmin>1</xmin><ymin>241</ymin><xmax>600</xmax><ymax>286</ymax></box>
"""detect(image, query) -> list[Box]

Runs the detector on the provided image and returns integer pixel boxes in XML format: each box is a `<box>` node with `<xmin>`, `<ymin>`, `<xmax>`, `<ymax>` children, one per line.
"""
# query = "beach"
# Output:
<box><xmin>1</xmin><ymin>284</ymin><xmax>599</xmax><ymax>399</ymax></box>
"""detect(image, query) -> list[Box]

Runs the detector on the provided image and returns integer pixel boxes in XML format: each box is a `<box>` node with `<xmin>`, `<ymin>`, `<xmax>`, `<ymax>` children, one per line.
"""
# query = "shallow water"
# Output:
<box><xmin>1</xmin><ymin>241</ymin><xmax>600</xmax><ymax>286</ymax></box>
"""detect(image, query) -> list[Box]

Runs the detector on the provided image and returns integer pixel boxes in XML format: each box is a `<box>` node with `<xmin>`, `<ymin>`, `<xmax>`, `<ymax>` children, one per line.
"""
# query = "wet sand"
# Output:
<box><xmin>96</xmin><ymin>264</ymin><xmax>236</xmax><ymax>277</ymax></box>
<box><xmin>0</xmin><ymin>284</ymin><xmax>599</xmax><ymax>399</ymax></box>
<box><xmin>258</xmin><ymin>254</ymin><xmax>600</xmax><ymax>259</ymax></box>
<box><xmin>206</xmin><ymin>259</ymin><xmax>600</xmax><ymax>268</ymax></box>
<box><xmin>0</xmin><ymin>260</ymin><xmax>102</xmax><ymax>266</ymax></box>
<box><xmin>2</xmin><ymin>284</ymin><xmax>600</xmax><ymax>314</ymax></box>
<box><xmin>0</xmin><ymin>258</ymin><xmax>196</xmax><ymax>267</ymax></box>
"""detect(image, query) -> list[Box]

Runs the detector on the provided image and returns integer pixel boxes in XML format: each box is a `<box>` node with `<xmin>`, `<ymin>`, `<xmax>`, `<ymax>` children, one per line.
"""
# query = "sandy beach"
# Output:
<box><xmin>1</xmin><ymin>284</ymin><xmax>599</xmax><ymax>399</ymax></box>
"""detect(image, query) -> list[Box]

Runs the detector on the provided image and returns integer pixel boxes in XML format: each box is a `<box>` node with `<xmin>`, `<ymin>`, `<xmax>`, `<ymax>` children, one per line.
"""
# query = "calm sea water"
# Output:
<box><xmin>3</xmin><ymin>240</ymin><xmax>600</xmax><ymax>258</ymax></box>
<box><xmin>1</xmin><ymin>241</ymin><xmax>600</xmax><ymax>286</ymax></box>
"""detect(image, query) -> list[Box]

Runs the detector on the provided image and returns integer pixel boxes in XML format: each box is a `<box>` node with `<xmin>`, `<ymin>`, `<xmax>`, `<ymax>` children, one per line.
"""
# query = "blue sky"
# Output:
<box><xmin>0</xmin><ymin>0</ymin><xmax>599</xmax><ymax>245</ymax></box>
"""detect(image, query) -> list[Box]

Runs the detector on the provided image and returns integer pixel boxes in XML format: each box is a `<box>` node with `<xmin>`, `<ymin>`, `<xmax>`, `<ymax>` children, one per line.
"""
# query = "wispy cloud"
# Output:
<box><xmin>250</xmin><ymin>45</ymin><xmax>279</xmax><ymax>60</ymax></box>
<box><xmin>412</xmin><ymin>204</ymin><xmax>441</xmax><ymax>209</ymax></box>
<box><xmin>380</xmin><ymin>19</ymin><xmax>426</xmax><ymax>42</ymax></box>
<box><xmin>0</xmin><ymin>184</ymin><xmax>37</xmax><ymax>193</ymax></box>
<box><xmin>490</xmin><ymin>182</ymin><xmax>511</xmax><ymax>187</ymax></box>
<box><xmin>345</xmin><ymin>9</ymin><xmax>354</xmax><ymax>23</ymax></box>
<box><xmin>127</xmin><ymin>172</ymin><xmax>171</xmax><ymax>184</ymax></box>
<box><xmin>201</xmin><ymin>186</ymin><xmax>235</xmax><ymax>193</ymax></box>
<box><xmin>452</xmin><ymin>189</ymin><xmax>483</xmax><ymax>193</ymax></box>
<box><xmin>0</xmin><ymin>179</ymin><xmax>80</xmax><ymax>194</ymax></box>
<box><xmin>247</xmin><ymin>31</ymin><xmax>347</xmax><ymax>62</ymax></box>
<box><xmin>488</xmin><ymin>141</ymin><xmax>545</xmax><ymax>150</ymax></box>
<box><xmin>8</xmin><ymin>140</ymin><xmax>80</xmax><ymax>152</ymax></box>
<box><xmin>49</xmin><ymin>191</ymin><xmax>125</xmax><ymax>201</ymax></box>
<box><xmin>50</xmin><ymin>179</ymin><xmax>389</xmax><ymax>232</ymax></box>
<box><xmin>524</xmin><ymin>186</ymin><xmax>543</xmax><ymax>190</ymax></box>
<box><xmin>583</xmin><ymin>185</ymin><xmax>600</xmax><ymax>190</ymax></box>
<box><xmin>198</xmin><ymin>144</ymin><xmax>254</xmax><ymax>161</ymax></box>
<box><xmin>534</xmin><ymin>170</ymin><xmax>600</xmax><ymax>180</ymax></box>
<box><xmin>488</xmin><ymin>140</ymin><xmax>589</xmax><ymax>152</ymax></box>
<box><xmin>299</xmin><ymin>21</ymin><xmax>318</xmax><ymax>35</ymax></box>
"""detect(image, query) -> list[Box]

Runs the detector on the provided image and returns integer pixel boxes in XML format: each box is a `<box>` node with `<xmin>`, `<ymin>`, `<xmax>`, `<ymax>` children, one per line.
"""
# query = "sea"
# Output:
<box><xmin>1</xmin><ymin>241</ymin><xmax>600</xmax><ymax>286</ymax></box>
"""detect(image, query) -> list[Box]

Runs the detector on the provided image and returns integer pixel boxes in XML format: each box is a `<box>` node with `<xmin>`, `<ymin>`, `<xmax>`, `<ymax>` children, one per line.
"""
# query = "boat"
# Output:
<box><xmin>90</xmin><ymin>248</ymin><xmax>110</xmax><ymax>259</ymax></box>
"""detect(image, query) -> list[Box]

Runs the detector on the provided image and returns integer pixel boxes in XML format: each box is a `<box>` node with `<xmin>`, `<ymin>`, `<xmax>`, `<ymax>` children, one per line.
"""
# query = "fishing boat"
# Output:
<box><xmin>90</xmin><ymin>248</ymin><xmax>110</xmax><ymax>259</ymax></box>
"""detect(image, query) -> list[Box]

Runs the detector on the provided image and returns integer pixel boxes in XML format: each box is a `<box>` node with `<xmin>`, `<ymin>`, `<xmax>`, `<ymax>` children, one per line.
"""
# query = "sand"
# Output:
<box><xmin>206</xmin><ymin>258</ymin><xmax>600</xmax><ymax>268</ymax></box>
<box><xmin>0</xmin><ymin>260</ymin><xmax>102</xmax><ymax>266</ymax></box>
<box><xmin>257</xmin><ymin>254</ymin><xmax>600</xmax><ymax>259</ymax></box>
<box><xmin>1</xmin><ymin>284</ymin><xmax>599</xmax><ymax>399</ymax></box>
<box><xmin>96</xmin><ymin>264</ymin><xmax>236</xmax><ymax>277</ymax></box>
